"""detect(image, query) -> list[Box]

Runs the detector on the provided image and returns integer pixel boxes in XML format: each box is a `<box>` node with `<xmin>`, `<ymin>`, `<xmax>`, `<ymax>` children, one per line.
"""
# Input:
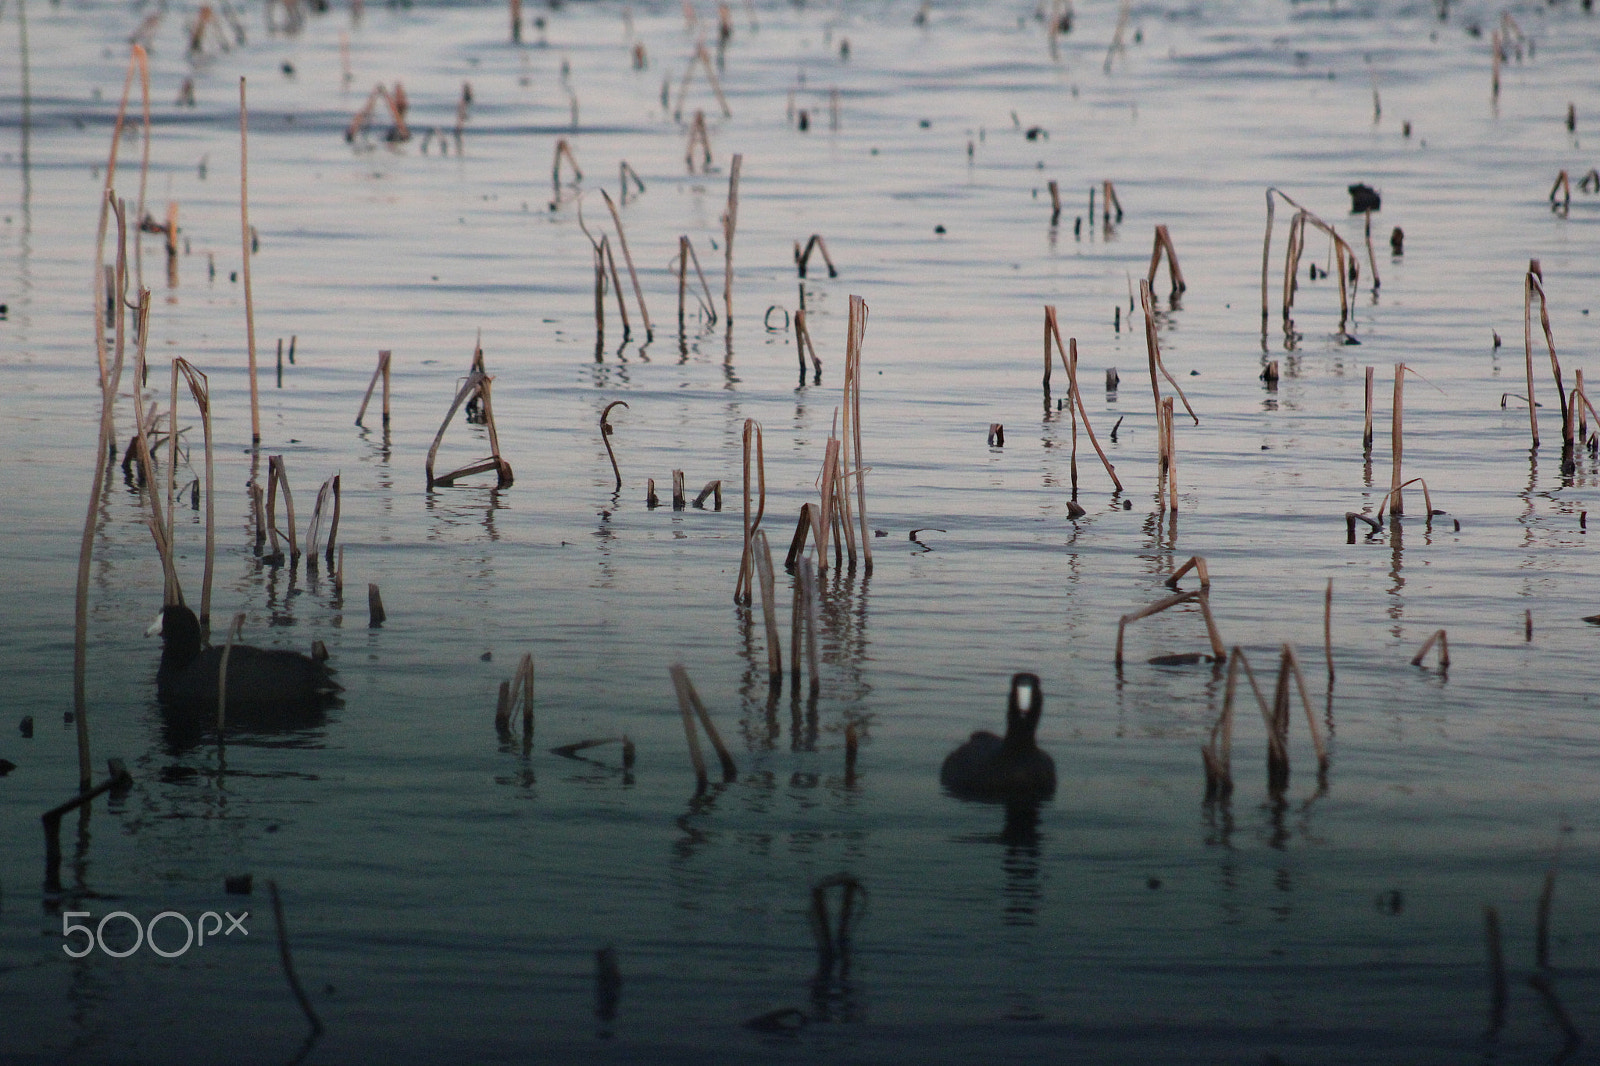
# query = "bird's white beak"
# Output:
<box><xmin>144</xmin><ymin>611</ymin><xmax>164</xmax><ymax>638</ymax></box>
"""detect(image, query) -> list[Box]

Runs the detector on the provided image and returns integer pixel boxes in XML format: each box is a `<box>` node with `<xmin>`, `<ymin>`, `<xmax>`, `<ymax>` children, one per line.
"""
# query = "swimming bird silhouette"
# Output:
<box><xmin>155</xmin><ymin>604</ymin><xmax>341</xmax><ymax>723</ymax></box>
<box><xmin>940</xmin><ymin>673</ymin><xmax>1056</xmax><ymax>802</ymax></box>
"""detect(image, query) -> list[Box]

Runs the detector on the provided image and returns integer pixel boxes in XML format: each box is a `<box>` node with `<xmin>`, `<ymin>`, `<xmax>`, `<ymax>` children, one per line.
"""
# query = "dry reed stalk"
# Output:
<box><xmin>600</xmin><ymin>400</ymin><xmax>629</xmax><ymax>492</ymax></box>
<box><xmin>1524</xmin><ymin>264</ymin><xmax>1567</xmax><ymax>449</ymax></box>
<box><xmin>1138</xmin><ymin>280</ymin><xmax>1199</xmax><ymax>423</ymax></box>
<box><xmin>1103</xmin><ymin>0</ymin><xmax>1129</xmax><ymax>73</ymax></box>
<box><xmin>794</xmin><ymin>308</ymin><xmax>821</xmax><ymax>376</ymax></box>
<box><xmin>1324</xmin><ymin>579</ymin><xmax>1334</xmax><ymax>680</ymax></box>
<box><xmin>91</xmin><ymin>49</ymin><xmax>148</xmax><ymax>388</ymax></box>
<box><xmin>1490</xmin><ymin>29</ymin><xmax>1501</xmax><ymax>99</ymax></box>
<box><xmin>1374</xmin><ymin>477</ymin><xmax>1436</xmax><ymax>523</ymax></box>
<box><xmin>304</xmin><ymin>474</ymin><xmax>338</xmax><ymax>561</ymax></box>
<box><xmin>795</xmin><ymin>235</ymin><xmax>838</xmax><ymax>279</ymax></box>
<box><xmin>830</xmin><ymin>428</ymin><xmax>858</xmax><ymax>570</ymax></box>
<box><xmin>41</xmin><ymin>760</ymin><xmax>134</xmax><ymax>891</ymax></box>
<box><xmin>126</xmin><ymin>293</ymin><xmax>183</xmax><ymax>603</ymax></box>
<box><xmin>344</xmin><ymin>84</ymin><xmax>410</xmax><ymax>143</ymax></box>
<box><xmin>693</xmin><ymin>480</ymin><xmax>722</xmax><ymax>509</ymax></box>
<box><xmin>672</xmin><ymin>469</ymin><xmax>686</xmax><ymax>509</ymax></box>
<box><xmin>1280</xmin><ymin>645</ymin><xmax>1327</xmax><ymax>770</ymax></box>
<box><xmin>577</xmin><ymin>204</ymin><xmax>624</xmax><ymax>334</ymax></box>
<box><xmin>1154</xmin><ymin>397</ymin><xmax>1169</xmax><ymax>511</ymax></box>
<box><xmin>1362</xmin><ymin>209</ymin><xmax>1381</xmax><ymax>291</ymax></box>
<box><xmin>1294</xmin><ymin>212</ymin><xmax>1354</xmax><ymax>326</ymax></box>
<box><xmin>1202</xmin><ymin>648</ymin><xmax>1246</xmax><ymax>797</ymax></box>
<box><xmin>355</xmin><ymin>349</ymin><xmax>391</xmax><ymax>427</ymax></box>
<box><xmin>173</xmin><ymin>360</ymin><xmax>215</xmax><ymax>623</ymax></box>
<box><xmin>266</xmin><ymin>455</ymin><xmax>300</xmax><ymax>562</ymax></box>
<box><xmin>1263</xmin><ymin>650</ymin><xmax>1297</xmax><ymax>789</ymax></box>
<box><xmin>842</xmin><ymin>296</ymin><xmax>873</xmax><ymax>571</ymax></box>
<box><xmin>674</xmin><ymin>43</ymin><xmax>731</xmax><ymax>120</ymax></box>
<box><xmin>187</xmin><ymin>6</ymin><xmax>231</xmax><ymax>54</ymax></box>
<box><xmin>425</xmin><ymin>347</ymin><xmax>514</xmax><ymax>488</ymax></box>
<box><xmin>325</xmin><ymin>475</ymin><xmax>341</xmax><ymax>567</ymax></box>
<box><xmin>1043</xmin><ymin>310</ymin><xmax>1122</xmax><ymax>491</ymax></box>
<box><xmin>1114</xmin><ymin>588</ymin><xmax>1224</xmax><ymax>665</ymax></box>
<box><xmin>165</xmin><ymin>359</ymin><xmax>179</xmax><ymax>563</ymax></box>
<box><xmin>1101</xmin><ymin>180</ymin><xmax>1123</xmax><ymax>227</ymax></box>
<box><xmin>344</xmin><ymin>88</ymin><xmax>378</xmax><ymax>141</ymax></box>
<box><xmin>509</xmin><ymin>0</ymin><xmax>522</xmax><ymax>42</ymax></box>
<box><xmin>497</xmin><ymin>652</ymin><xmax>534</xmax><ymax>737</ymax></box>
<box><xmin>1165</xmin><ymin>555</ymin><xmax>1211</xmax><ymax>590</ymax></box>
<box><xmin>1047</xmin><ymin>180</ymin><xmax>1061</xmax><ymax>226</ymax></box>
<box><xmin>1390</xmin><ymin>363</ymin><xmax>1405</xmax><ymax>514</ymax></box>
<box><xmin>828</xmin><ymin>466</ymin><xmax>850</xmax><ymax>570</ymax></box>
<box><xmin>815</xmin><ymin>438</ymin><xmax>842</xmax><ymax>572</ymax></box>
<box><xmin>72</xmin><ymin>197</ymin><xmax>134</xmax><ymax>790</ymax></box>
<box><xmin>1261</xmin><ymin>188</ymin><xmax>1358</xmax><ymax>328</ymax></box>
<box><xmin>601</xmin><ymin>237</ymin><xmax>631</xmax><ymax>337</ymax></box>
<box><xmin>675</xmin><ymin>235</ymin><xmax>717</xmax><ymax>328</ymax></box>
<box><xmin>1145</xmin><ymin>224</ymin><xmax>1186</xmax><ymax>296</ymax></box>
<box><xmin>735</xmin><ymin>419</ymin><xmax>766</xmax><ymax>602</ymax></box>
<box><xmin>588</xmin><ymin>236</ymin><xmax>617</xmax><ymax>336</ymax></box>
<box><xmin>1162</xmin><ymin>397</ymin><xmax>1177</xmax><ymax>511</ymax></box>
<box><xmin>619</xmin><ymin>161</ymin><xmax>645</xmax><ymax>204</ymax></box>
<box><xmin>753</xmin><ymin>530</ymin><xmax>782</xmax><ymax>682</ymax></box>
<box><xmin>454</xmin><ymin>84</ymin><xmax>471</xmax><ymax>150</ymax></box>
<box><xmin>267</xmin><ymin>881</ymin><xmax>324</xmax><ymax>1038</ymax></box>
<box><xmin>216</xmin><ymin>611</ymin><xmax>246</xmax><ymax>731</ymax></box>
<box><xmin>163</xmin><ymin>202</ymin><xmax>179</xmax><ymax>287</ymax></box>
<box><xmin>685</xmin><ymin>109</ymin><xmax>712</xmax><ymax>171</ymax></box>
<box><xmin>669</xmin><ymin>664</ymin><xmax>737</xmax><ymax>788</ymax></box>
<box><xmin>1193</xmin><ymin>591</ymin><xmax>1226</xmax><ymax>660</ymax></box>
<box><xmin>1363</xmin><ymin>365</ymin><xmax>1375</xmax><ymax>453</ymax></box>
<box><xmin>722</xmin><ymin>154</ymin><xmax>742</xmax><ymax>324</ymax></box>
<box><xmin>239</xmin><ymin>77</ymin><xmax>261</xmax><ymax>443</ymax></box>
<box><xmin>676</xmin><ymin>237</ymin><xmax>688</xmax><ymax>328</ymax></box>
<box><xmin>367</xmin><ymin>584</ymin><xmax>385</xmax><ymax>627</ymax></box>
<box><xmin>1575</xmin><ymin>369</ymin><xmax>1598</xmax><ymax>441</ymax></box>
<box><xmin>552</xmin><ymin>138</ymin><xmax>582</xmax><ymax>203</ymax></box>
<box><xmin>601</xmin><ymin>190</ymin><xmax>652</xmax><ymax>339</ymax></box>
<box><xmin>250</xmin><ymin>480</ymin><xmax>267</xmax><ymax>552</ymax></box>
<box><xmin>1410</xmin><ymin>629</ymin><xmax>1449</xmax><ymax>668</ymax></box>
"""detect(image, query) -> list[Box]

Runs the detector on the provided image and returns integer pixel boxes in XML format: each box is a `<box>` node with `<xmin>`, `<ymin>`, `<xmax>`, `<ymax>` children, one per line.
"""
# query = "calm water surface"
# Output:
<box><xmin>2</xmin><ymin>0</ymin><xmax>1599</xmax><ymax>1061</ymax></box>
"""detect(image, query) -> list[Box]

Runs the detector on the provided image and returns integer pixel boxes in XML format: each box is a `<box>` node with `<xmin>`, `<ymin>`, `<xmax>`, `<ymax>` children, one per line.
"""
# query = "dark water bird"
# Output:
<box><xmin>1348</xmin><ymin>182</ymin><xmax>1381</xmax><ymax>212</ymax></box>
<box><xmin>154</xmin><ymin>604</ymin><xmax>340</xmax><ymax>731</ymax></box>
<box><xmin>940</xmin><ymin>673</ymin><xmax>1056</xmax><ymax>802</ymax></box>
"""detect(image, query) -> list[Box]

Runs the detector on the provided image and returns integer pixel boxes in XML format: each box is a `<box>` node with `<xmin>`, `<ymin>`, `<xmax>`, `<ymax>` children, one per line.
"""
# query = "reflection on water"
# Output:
<box><xmin>5</xmin><ymin>0</ymin><xmax>1600</xmax><ymax>1060</ymax></box>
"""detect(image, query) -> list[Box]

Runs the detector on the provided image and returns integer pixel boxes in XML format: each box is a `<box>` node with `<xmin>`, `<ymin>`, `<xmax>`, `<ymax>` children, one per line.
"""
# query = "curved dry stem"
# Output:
<box><xmin>600</xmin><ymin>400</ymin><xmax>630</xmax><ymax>491</ymax></box>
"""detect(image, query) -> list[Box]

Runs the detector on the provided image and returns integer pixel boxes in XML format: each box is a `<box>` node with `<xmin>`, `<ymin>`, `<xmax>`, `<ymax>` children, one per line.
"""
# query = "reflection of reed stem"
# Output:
<box><xmin>754</xmin><ymin>530</ymin><xmax>781</xmax><ymax>682</ymax></box>
<box><xmin>240</xmin><ymin>77</ymin><xmax>261</xmax><ymax>443</ymax></box>
<box><xmin>268</xmin><ymin>881</ymin><xmax>324</xmax><ymax>1037</ymax></box>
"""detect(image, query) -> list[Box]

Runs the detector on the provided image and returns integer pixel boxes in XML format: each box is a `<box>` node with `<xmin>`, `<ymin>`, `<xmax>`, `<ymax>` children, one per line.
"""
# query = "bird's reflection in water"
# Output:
<box><xmin>159</xmin><ymin>714</ymin><xmax>331</xmax><ymax>756</ymax></box>
<box><xmin>950</xmin><ymin>799</ymin><xmax>1049</xmax><ymax>1022</ymax></box>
